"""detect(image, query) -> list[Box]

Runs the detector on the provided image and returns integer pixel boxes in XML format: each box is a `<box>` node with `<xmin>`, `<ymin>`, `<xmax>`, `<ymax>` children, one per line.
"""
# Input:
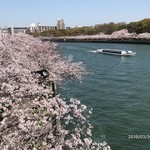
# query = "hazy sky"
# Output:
<box><xmin>0</xmin><ymin>0</ymin><xmax>150</xmax><ymax>27</ymax></box>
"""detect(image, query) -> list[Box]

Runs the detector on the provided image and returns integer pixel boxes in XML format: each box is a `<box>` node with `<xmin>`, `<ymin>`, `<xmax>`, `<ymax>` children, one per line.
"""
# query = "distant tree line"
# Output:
<box><xmin>30</xmin><ymin>18</ymin><xmax>150</xmax><ymax>37</ymax></box>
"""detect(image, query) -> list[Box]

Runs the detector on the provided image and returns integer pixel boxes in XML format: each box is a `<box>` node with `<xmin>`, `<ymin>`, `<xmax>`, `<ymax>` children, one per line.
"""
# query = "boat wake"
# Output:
<box><xmin>89</xmin><ymin>50</ymin><xmax>97</xmax><ymax>53</ymax></box>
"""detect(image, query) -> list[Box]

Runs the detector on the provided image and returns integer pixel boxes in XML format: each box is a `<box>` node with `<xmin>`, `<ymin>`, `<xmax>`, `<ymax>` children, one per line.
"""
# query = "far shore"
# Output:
<box><xmin>40</xmin><ymin>29</ymin><xmax>150</xmax><ymax>45</ymax></box>
<box><xmin>42</xmin><ymin>37</ymin><xmax>150</xmax><ymax>45</ymax></box>
<box><xmin>40</xmin><ymin>36</ymin><xmax>150</xmax><ymax>45</ymax></box>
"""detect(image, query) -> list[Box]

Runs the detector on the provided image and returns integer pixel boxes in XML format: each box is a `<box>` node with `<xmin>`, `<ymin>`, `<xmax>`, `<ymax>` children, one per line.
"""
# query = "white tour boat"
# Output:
<box><xmin>96</xmin><ymin>49</ymin><xmax>136</xmax><ymax>56</ymax></box>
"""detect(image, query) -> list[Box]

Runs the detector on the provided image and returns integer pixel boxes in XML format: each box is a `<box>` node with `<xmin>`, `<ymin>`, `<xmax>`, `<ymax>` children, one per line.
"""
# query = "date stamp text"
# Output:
<box><xmin>128</xmin><ymin>134</ymin><xmax>150</xmax><ymax>140</ymax></box>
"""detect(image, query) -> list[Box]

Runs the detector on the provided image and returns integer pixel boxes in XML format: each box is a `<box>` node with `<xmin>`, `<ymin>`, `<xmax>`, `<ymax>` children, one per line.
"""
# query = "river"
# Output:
<box><xmin>58</xmin><ymin>42</ymin><xmax>150</xmax><ymax>150</ymax></box>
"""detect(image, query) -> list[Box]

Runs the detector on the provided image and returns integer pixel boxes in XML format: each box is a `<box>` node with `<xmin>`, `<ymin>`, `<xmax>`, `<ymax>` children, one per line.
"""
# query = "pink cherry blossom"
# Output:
<box><xmin>54</xmin><ymin>29</ymin><xmax>150</xmax><ymax>41</ymax></box>
<box><xmin>0</xmin><ymin>33</ymin><xmax>110</xmax><ymax>149</ymax></box>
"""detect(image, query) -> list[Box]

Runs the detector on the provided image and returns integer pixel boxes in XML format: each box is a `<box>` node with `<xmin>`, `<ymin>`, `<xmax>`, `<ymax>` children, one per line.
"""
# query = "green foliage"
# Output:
<box><xmin>29</xmin><ymin>18</ymin><xmax>150</xmax><ymax>37</ymax></box>
<box><xmin>127</xmin><ymin>18</ymin><xmax>150</xmax><ymax>33</ymax></box>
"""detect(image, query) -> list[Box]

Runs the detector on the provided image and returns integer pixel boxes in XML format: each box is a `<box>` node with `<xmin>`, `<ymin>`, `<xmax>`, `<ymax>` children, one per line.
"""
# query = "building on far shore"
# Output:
<box><xmin>7</xmin><ymin>26</ymin><xmax>29</xmax><ymax>34</ymax></box>
<box><xmin>0</xmin><ymin>18</ymin><xmax>66</xmax><ymax>35</ymax></box>
<box><xmin>29</xmin><ymin>23</ymin><xmax>37</xmax><ymax>33</ymax></box>
<box><xmin>29</xmin><ymin>22</ymin><xmax>57</xmax><ymax>33</ymax></box>
<box><xmin>57</xmin><ymin>19</ymin><xmax>65</xmax><ymax>30</ymax></box>
<box><xmin>37</xmin><ymin>25</ymin><xmax>57</xmax><ymax>32</ymax></box>
<box><xmin>0</xmin><ymin>26</ymin><xmax>28</xmax><ymax>35</ymax></box>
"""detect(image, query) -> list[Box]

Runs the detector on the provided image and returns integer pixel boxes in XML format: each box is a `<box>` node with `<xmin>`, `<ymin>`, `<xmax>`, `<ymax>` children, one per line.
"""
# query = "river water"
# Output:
<box><xmin>59</xmin><ymin>42</ymin><xmax>150</xmax><ymax>150</ymax></box>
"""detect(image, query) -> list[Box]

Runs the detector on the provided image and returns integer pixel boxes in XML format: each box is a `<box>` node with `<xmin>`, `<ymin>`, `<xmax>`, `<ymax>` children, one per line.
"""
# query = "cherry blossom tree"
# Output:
<box><xmin>137</xmin><ymin>32</ymin><xmax>150</xmax><ymax>39</ymax></box>
<box><xmin>0</xmin><ymin>33</ymin><xmax>110</xmax><ymax>150</ymax></box>
<box><xmin>54</xmin><ymin>29</ymin><xmax>150</xmax><ymax>40</ymax></box>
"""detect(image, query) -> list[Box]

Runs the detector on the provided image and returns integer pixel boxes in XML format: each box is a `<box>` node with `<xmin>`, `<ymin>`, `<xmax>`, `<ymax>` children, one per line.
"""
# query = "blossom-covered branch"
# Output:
<box><xmin>0</xmin><ymin>34</ymin><xmax>110</xmax><ymax>150</ymax></box>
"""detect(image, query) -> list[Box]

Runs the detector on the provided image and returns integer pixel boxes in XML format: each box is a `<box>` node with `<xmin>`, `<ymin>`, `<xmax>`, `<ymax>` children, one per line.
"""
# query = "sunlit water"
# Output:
<box><xmin>58</xmin><ymin>42</ymin><xmax>150</xmax><ymax>150</ymax></box>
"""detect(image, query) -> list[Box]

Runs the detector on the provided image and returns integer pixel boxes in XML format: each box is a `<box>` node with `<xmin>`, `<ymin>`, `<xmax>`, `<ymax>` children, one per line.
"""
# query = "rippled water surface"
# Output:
<box><xmin>59</xmin><ymin>42</ymin><xmax>150</xmax><ymax>150</ymax></box>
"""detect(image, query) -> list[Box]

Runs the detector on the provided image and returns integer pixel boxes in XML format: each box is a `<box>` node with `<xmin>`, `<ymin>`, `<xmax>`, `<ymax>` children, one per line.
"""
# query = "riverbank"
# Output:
<box><xmin>40</xmin><ymin>29</ymin><xmax>150</xmax><ymax>45</ymax></box>
<box><xmin>43</xmin><ymin>37</ymin><xmax>150</xmax><ymax>45</ymax></box>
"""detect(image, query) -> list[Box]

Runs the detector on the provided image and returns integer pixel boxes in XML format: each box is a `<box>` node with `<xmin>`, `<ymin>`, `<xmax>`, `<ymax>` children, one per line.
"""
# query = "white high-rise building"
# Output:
<box><xmin>57</xmin><ymin>19</ymin><xmax>65</xmax><ymax>30</ymax></box>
